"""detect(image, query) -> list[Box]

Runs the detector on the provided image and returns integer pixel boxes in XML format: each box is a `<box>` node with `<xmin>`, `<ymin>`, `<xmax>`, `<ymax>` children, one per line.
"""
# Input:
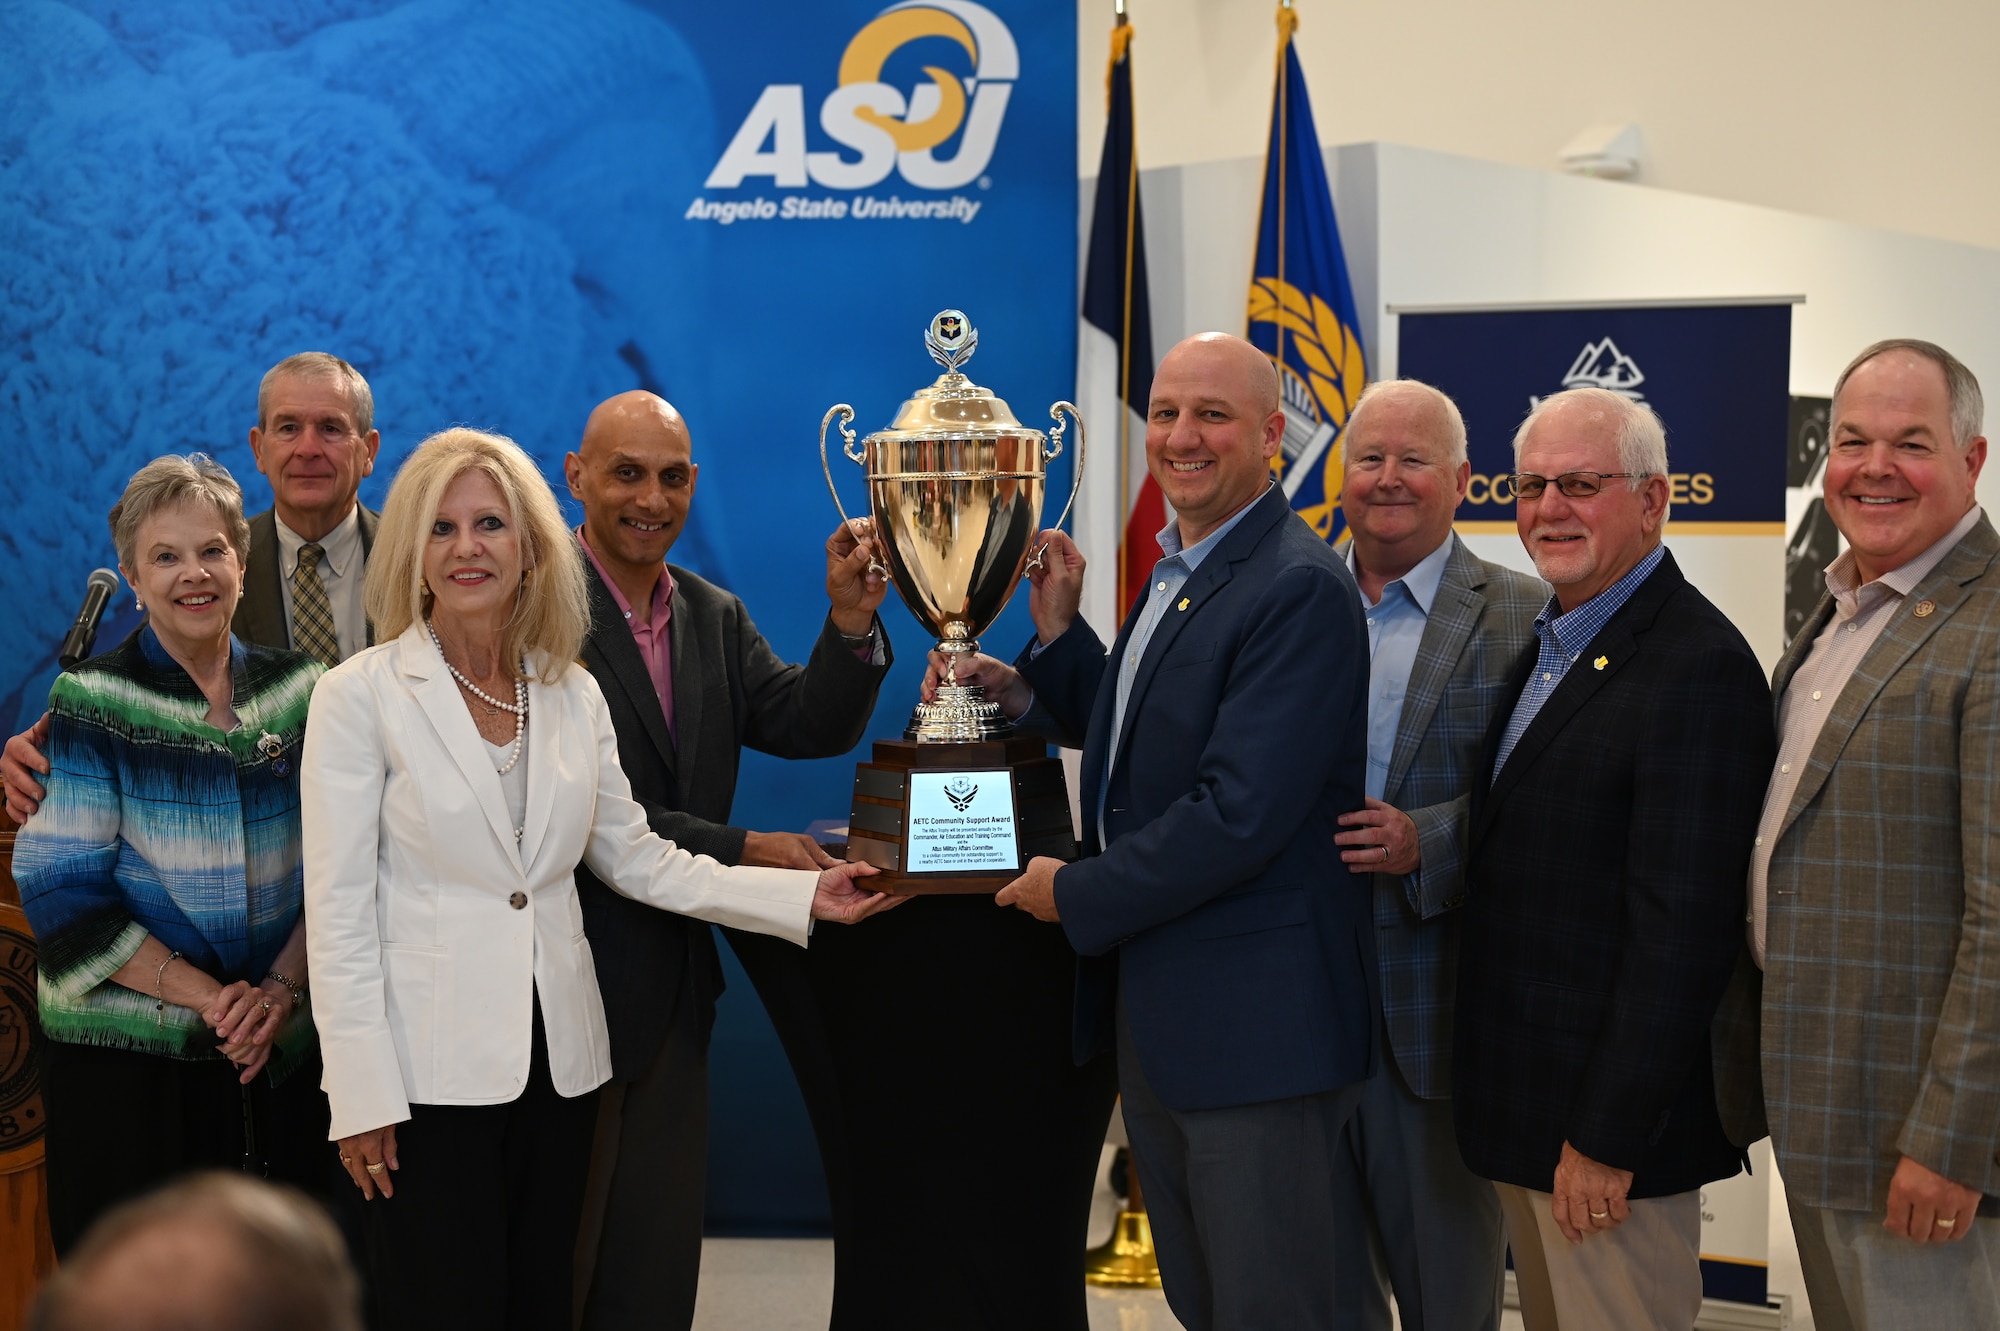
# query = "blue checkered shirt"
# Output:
<box><xmin>1492</xmin><ymin>544</ymin><xmax>1665</xmax><ymax>778</ymax></box>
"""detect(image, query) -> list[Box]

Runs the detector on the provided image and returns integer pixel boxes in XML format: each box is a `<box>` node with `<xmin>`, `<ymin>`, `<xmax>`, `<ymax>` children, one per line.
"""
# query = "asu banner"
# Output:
<box><xmin>0</xmin><ymin>0</ymin><xmax>1076</xmax><ymax>780</ymax></box>
<box><xmin>1398</xmin><ymin>302</ymin><xmax>1794</xmax><ymax>532</ymax></box>
<box><xmin>0</xmin><ymin>0</ymin><xmax>1073</xmax><ymax>1235</ymax></box>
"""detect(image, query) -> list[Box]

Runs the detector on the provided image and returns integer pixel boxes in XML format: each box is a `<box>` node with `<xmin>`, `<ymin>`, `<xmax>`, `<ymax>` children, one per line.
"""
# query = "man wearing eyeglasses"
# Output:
<box><xmin>1324</xmin><ymin>379</ymin><xmax>1544</xmax><ymax>1331</ymax></box>
<box><xmin>1453</xmin><ymin>386</ymin><xmax>1775</xmax><ymax>1330</ymax></box>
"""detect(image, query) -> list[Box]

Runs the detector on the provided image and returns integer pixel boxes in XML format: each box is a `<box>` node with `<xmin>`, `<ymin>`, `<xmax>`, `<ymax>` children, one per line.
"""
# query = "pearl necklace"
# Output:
<box><xmin>427</xmin><ymin>622</ymin><xmax>528</xmax><ymax>780</ymax></box>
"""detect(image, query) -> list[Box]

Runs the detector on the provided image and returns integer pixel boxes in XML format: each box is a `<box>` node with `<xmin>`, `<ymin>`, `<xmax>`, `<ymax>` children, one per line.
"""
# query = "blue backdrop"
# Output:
<box><xmin>1399</xmin><ymin>303</ymin><xmax>1792</xmax><ymax>529</ymax></box>
<box><xmin>1</xmin><ymin>0</ymin><xmax>1076</xmax><ymax>1231</ymax></box>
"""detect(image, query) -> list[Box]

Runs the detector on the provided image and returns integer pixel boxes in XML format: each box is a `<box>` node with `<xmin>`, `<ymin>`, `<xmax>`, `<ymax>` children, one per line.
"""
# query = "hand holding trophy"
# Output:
<box><xmin>820</xmin><ymin>310</ymin><xmax>1084</xmax><ymax>893</ymax></box>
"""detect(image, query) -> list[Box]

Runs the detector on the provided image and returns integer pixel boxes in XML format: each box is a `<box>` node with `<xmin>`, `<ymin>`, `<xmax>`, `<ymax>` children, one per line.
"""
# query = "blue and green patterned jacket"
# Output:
<box><xmin>15</xmin><ymin>627</ymin><xmax>322</xmax><ymax>1076</ymax></box>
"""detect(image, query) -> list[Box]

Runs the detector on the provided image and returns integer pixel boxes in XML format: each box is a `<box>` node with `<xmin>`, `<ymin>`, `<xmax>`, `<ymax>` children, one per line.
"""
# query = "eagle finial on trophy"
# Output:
<box><xmin>925</xmin><ymin>308</ymin><xmax>978</xmax><ymax>372</ymax></box>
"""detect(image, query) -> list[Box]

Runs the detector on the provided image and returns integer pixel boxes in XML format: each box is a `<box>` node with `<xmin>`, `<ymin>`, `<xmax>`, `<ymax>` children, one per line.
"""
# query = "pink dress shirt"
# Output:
<box><xmin>579</xmin><ymin>526</ymin><xmax>676</xmax><ymax>744</ymax></box>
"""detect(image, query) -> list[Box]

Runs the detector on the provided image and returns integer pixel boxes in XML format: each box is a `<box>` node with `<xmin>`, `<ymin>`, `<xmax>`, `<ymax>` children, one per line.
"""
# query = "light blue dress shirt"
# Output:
<box><xmin>1346</xmin><ymin>537</ymin><xmax>1454</xmax><ymax>801</ymax></box>
<box><xmin>1491</xmin><ymin>542</ymin><xmax>1665</xmax><ymax>777</ymax></box>
<box><xmin>1094</xmin><ymin>491</ymin><xmax>1267</xmax><ymax>845</ymax></box>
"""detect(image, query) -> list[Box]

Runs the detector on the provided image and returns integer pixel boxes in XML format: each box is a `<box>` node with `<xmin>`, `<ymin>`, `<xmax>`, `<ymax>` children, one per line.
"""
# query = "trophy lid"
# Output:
<box><xmin>867</xmin><ymin>310</ymin><xmax>1042</xmax><ymax>442</ymax></box>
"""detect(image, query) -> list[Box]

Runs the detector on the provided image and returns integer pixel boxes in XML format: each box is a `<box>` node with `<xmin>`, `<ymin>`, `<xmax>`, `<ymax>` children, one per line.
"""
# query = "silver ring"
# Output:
<box><xmin>1379</xmin><ymin>845</ymin><xmax>1389</xmax><ymax>861</ymax></box>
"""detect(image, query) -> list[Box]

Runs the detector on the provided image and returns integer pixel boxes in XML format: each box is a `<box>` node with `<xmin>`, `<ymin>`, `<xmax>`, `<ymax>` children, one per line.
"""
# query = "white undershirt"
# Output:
<box><xmin>484</xmin><ymin>732</ymin><xmax>529</xmax><ymax>834</ymax></box>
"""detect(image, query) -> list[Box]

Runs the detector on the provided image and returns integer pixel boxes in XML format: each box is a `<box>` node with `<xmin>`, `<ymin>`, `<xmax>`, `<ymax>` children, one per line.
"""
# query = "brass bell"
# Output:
<box><xmin>1084</xmin><ymin>1145</ymin><xmax>1162</xmax><ymax>1289</ymax></box>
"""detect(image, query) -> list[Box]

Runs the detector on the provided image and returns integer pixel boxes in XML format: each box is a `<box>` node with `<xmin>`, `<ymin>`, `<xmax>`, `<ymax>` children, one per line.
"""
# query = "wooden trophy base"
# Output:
<box><xmin>844</xmin><ymin>736</ymin><xmax>1076</xmax><ymax>895</ymax></box>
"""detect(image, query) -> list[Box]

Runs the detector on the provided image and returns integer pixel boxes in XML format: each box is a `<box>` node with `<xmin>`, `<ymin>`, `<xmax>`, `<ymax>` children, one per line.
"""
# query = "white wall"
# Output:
<box><xmin>1105</xmin><ymin>141</ymin><xmax>2000</xmax><ymax>668</ymax></box>
<box><xmin>1079</xmin><ymin>0</ymin><xmax>2000</xmax><ymax>252</ymax></box>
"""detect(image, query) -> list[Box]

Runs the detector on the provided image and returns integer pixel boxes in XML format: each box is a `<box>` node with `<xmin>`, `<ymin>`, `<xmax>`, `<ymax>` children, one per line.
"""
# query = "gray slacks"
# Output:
<box><xmin>1789</xmin><ymin>1197</ymin><xmax>2000</xmax><ymax>1331</ymax></box>
<box><xmin>1116</xmin><ymin>1002</ymin><xmax>1364</xmax><ymax>1331</ymax></box>
<box><xmin>1331</xmin><ymin>1058</ymin><xmax>1505</xmax><ymax>1331</ymax></box>
<box><xmin>573</xmin><ymin>994</ymin><xmax>709</xmax><ymax>1331</ymax></box>
<box><xmin>1495</xmin><ymin>1182</ymin><xmax>1702</xmax><ymax>1331</ymax></box>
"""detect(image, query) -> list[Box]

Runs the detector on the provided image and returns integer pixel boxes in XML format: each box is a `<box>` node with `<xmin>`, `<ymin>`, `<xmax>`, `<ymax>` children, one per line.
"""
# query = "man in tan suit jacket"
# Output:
<box><xmin>1715</xmin><ymin>338</ymin><xmax>2000</xmax><ymax>1329</ymax></box>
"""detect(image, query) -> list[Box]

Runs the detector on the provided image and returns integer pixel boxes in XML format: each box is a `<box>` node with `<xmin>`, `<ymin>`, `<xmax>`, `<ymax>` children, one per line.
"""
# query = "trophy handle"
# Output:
<box><xmin>820</xmin><ymin>404</ymin><xmax>886</xmax><ymax>577</ymax></box>
<box><xmin>1026</xmin><ymin>401</ymin><xmax>1085</xmax><ymax>574</ymax></box>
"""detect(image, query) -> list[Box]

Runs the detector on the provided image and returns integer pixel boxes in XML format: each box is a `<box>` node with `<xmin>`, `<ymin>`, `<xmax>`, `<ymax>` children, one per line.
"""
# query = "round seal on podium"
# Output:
<box><xmin>0</xmin><ymin>905</ymin><xmax>46</xmax><ymax>1173</ymax></box>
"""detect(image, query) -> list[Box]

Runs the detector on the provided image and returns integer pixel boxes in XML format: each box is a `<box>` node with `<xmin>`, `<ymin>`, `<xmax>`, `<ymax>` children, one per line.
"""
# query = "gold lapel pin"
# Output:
<box><xmin>1593</xmin><ymin>655</ymin><xmax>1609</xmax><ymax>671</ymax></box>
<box><xmin>1913</xmin><ymin>599</ymin><xmax>1936</xmax><ymax>618</ymax></box>
<box><xmin>1177</xmin><ymin>597</ymin><xmax>1190</xmax><ymax>611</ymax></box>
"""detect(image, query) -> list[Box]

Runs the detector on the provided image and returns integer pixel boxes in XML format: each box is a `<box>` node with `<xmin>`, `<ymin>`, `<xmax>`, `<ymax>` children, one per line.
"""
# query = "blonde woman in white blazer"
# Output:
<box><xmin>301</xmin><ymin>428</ymin><xmax>895</xmax><ymax>1330</ymax></box>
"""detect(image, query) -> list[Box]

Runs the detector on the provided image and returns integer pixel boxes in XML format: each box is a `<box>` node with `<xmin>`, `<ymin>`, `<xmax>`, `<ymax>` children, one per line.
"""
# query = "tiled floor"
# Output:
<box><xmin>687</xmin><ymin>1240</ymin><xmax>1196</xmax><ymax>1331</ymax></box>
<box><xmin>690</xmin><ymin>1149</ymin><xmax>1811</xmax><ymax>1331</ymax></box>
<box><xmin>687</xmin><ymin>1241</ymin><xmax>1531</xmax><ymax>1331</ymax></box>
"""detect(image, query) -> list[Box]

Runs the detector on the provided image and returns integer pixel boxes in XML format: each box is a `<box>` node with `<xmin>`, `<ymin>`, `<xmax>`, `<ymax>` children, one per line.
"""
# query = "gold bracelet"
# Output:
<box><xmin>264</xmin><ymin>971</ymin><xmax>304</xmax><ymax>1009</ymax></box>
<box><xmin>155</xmin><ymin>951</ymin><xmax>183</xmax><ymax>1029</ymax></box>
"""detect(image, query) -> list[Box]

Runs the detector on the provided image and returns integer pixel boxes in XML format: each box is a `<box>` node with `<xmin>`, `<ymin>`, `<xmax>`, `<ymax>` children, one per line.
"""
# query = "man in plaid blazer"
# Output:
<box><xmin>1326</xmin><ymin>380</ymin><xmax>1543</xmax><ymax>1331</ymax></box>
<box><xmin>1456</xmin><ymin>387</ymin><xmax>1776</xmax><ymax>1331</ymax></box>
<box><xmin>1714</xmin><ymin>339</ymin><xmax>2000</xmax><ymax>1328</ymax></box>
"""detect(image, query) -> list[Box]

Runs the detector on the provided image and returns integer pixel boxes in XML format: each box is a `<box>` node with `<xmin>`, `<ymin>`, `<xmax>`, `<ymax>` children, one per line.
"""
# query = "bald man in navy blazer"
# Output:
<box><xmin>941</xmin><ymin>334</ymin><xmax>1376</xmax><ymax>1331</ymax></box>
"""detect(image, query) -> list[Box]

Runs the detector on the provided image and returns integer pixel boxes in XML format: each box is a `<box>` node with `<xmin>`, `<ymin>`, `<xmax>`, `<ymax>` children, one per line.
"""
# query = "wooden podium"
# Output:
<box><xmin>0</xmin><ymin>818</ymin><xmax>56</xmax><ymax>1327</ymax></box>
<box><xmin>843</xmin><ymin>736</ymin><xmax>1076</xmax><ymax>894</ymax></box>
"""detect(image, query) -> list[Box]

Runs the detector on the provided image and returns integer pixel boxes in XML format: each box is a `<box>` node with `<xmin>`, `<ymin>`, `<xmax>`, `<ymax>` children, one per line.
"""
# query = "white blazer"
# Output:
<box><xmin>302</xmin><ymin>624</ymin><xmax>816</xmax><ymax>1140</ymax></box>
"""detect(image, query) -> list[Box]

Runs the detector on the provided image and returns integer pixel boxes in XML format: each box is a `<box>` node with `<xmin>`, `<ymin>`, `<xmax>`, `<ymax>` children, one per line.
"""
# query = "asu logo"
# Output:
<box><xmin>705</xmin><ymin>1</ymin><xmax>1018</xmax><ymax>192</ymax></box>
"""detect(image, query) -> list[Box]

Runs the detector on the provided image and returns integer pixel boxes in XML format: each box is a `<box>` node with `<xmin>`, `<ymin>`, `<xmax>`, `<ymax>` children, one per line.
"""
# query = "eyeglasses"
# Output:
<box><xmin>1499</xmin><ymin>471</ymin><xmax>1648</xmax><ymax>501</ymax></box>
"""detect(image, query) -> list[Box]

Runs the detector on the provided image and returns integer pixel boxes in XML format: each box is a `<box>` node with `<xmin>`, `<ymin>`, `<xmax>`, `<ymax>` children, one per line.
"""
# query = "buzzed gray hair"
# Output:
<box><xmin>258</xmin><ymin>351</ymin><xmax>375</xmax><ymax>436</ymax></box>
<box><xmin>1833</xmin><ymin>338</ymin><xmax>1984</xmax><ymax>449</ymax></box>
<box><xmin>108</xmin><ymin>453</ymin><xmax>252</xmax><ymax>569</ymax></box>
<box><xmin>1511</xmin><ymin>387</ymin><xmax>1668</xmax><ymax>484</ymax></box>
<box><xmin>1346</xmin><ymin>379</ymin><xmax>1469</xmax><ymax>468</ymax></box>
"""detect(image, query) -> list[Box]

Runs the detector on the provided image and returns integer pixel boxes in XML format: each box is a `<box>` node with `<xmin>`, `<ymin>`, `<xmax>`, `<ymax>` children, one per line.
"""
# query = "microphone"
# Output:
<box><xmin>59</xmin><ymin>569</ymin><xmax>121</xmax><ymax>670</ymax></box>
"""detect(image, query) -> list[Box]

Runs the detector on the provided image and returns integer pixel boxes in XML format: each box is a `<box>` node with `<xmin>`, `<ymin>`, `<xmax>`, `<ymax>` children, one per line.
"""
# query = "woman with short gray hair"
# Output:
<box><xmin>14</xmin><ymin>453</ymin><xmax>332</xmax><ymax>1252</ymax></box>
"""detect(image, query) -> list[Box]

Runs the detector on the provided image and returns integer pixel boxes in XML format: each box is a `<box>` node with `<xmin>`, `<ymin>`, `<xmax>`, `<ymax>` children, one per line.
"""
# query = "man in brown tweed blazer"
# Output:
<box><xmin>1715</xmin><ymin>338</ymin><xmax>1999</xmax><ymax>1328</ymax></box>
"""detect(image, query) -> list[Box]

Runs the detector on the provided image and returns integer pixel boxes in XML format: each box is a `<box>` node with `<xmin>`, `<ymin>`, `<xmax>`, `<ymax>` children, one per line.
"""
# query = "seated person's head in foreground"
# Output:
<box><xmin>30</xmin><ymin>1172</ymin><xmax>360</xmax><ymax>1331</ymax></box>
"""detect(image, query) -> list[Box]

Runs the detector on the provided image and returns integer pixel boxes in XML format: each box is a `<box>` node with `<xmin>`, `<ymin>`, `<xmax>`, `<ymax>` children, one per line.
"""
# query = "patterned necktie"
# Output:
<box><xmin>291</xmin><ymin>544</ymin><xmax>341</xmax><ymax>667</ymax></box>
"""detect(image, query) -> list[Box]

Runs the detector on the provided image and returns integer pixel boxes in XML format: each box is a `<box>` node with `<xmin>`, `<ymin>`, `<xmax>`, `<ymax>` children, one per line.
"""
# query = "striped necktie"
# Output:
<box><xmin>291</xmin><ymin>544</ymin><xmax>341</xmax><ymax>667</ymax></box>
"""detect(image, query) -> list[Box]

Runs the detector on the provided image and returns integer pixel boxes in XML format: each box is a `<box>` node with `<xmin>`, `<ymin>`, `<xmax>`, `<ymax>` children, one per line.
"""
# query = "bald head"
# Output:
<box><xmin>1146</xmin><ymin>333</ymin><xmax>1287</xmax><ymax>544</ymax></box>
<box><xmin>565</xmin><ymin>391</ymin><xmax>699</xmax><ymax>583</ymax></box>
<box><xmin>1160</xmin><ymin>332</ymin><xmax>1282</xmax><ymax>419</ymax></box>
<box><xmin>579</xmin><ymin>390</ymin><xmax>690</xmax><ymax>462</ymax></box>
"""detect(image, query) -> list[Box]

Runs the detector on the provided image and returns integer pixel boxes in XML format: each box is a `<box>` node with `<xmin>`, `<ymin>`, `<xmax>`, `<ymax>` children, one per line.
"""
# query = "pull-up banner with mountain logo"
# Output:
<box><xmin>1398</xmin><ymin>302</ymin><xmax>1793</xmax><ymax>533</ymax></box>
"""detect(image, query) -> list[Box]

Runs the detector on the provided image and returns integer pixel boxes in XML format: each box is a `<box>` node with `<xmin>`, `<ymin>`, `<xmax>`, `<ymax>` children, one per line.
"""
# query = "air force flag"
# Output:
<box><xmin>1246</xmin><ymin>6</ymin><xmax>1367</xmax><ymax>545</ymax></box>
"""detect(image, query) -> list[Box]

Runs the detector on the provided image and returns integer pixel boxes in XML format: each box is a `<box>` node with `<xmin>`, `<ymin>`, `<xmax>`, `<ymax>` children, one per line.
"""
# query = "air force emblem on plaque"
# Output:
<box><xmin>926</xmin><ymin>309</ymin><xmax>978</xmax><ymax>372</ymax></box>
<box><xmin>944</xmin><ymin>776</ymin><xmax>979</xmax><ymax>811</ymax></box>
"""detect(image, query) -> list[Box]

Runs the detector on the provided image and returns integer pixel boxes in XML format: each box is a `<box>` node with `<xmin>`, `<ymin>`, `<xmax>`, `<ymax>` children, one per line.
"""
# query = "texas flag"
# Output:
<box><xmin>1074</xmin><ymin>16</ymin><xmax>1159</xmax><ymax>627</ymax></box>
